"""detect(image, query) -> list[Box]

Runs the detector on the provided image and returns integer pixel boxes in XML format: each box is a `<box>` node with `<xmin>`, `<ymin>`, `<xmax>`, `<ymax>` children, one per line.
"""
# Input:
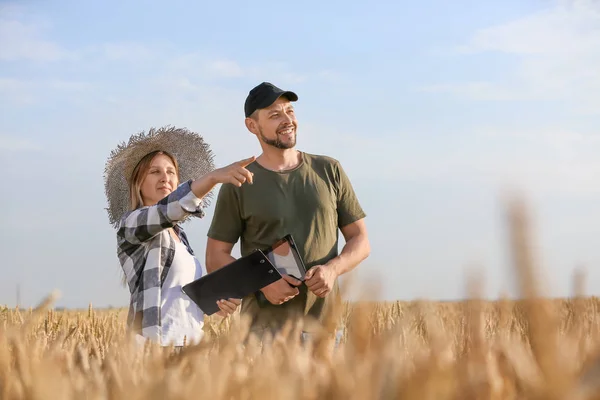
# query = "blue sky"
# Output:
<box><xmin>1</xmin><ymin>0</ymin><xmax>600</xmax><ymax>308</ymax></box>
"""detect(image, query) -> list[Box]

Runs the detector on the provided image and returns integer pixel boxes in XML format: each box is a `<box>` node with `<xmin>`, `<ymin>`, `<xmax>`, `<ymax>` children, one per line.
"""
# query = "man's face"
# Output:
<box><xmin>249</xmin><ymin>96</ymin><xmax>298</xmax><ymax>149</ymax></box>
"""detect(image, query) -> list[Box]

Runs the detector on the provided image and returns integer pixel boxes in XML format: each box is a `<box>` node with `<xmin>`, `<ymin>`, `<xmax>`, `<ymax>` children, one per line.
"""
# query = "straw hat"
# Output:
<box><xmin>103</xmin><ymin>125</ymin><xmax>215</xmax><ymax>228</ymax></box>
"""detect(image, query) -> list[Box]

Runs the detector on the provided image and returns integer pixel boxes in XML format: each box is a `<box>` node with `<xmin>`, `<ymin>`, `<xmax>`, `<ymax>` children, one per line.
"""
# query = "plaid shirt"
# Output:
<box><xmin>116</xmin><ymin>180</ymin><xmax>205</xmax><ymax>343</ymax></box>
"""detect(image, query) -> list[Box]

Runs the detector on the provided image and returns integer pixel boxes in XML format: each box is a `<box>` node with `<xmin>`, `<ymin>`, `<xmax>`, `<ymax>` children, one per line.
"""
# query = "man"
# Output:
<box><xmin>205</xmin><ymin>82</ymin><xmax>370</xmax><ymax>341</ymax></box>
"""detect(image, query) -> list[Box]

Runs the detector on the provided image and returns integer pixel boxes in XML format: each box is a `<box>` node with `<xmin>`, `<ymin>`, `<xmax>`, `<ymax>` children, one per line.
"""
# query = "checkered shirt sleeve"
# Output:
<box><xmin>116</xmin><ymin>179</ymin><xmax>205</xmax><ymax>342</ymax></box>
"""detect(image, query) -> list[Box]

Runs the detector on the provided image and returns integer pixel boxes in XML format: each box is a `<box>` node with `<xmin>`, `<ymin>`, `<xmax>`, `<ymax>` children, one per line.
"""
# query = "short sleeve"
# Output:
<box><xmin>335</xmin><ymin>162</ymin><xmax>366</xmax><ymax>228</ymax></box>
<box><xmin>207</xmin><ymin>183</ymin><xmax>244</xmax><ymax>244</ymax></box>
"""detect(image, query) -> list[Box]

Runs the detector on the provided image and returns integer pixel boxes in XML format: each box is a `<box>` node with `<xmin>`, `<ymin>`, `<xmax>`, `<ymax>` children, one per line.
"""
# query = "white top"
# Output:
<box><xmin>269</xmin><ymin>250</ymin><xmax>301</xmax><ymax>277</ymax></box>
<box><xmin>159</xmin><ymin>241</ymin><xmax>205</xmax><ymax>346</ymax></box>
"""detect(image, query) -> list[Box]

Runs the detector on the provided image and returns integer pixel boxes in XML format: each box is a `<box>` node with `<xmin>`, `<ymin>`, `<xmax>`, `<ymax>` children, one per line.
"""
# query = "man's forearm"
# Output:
<box><xmin>206</xmin><ymin>251</ymin><xmax>237</xmax><ymax>273</ymax></box>
<box><xmin>326</xmin><ymin>233</ymin><xmax>370</xmax><ymax>276</ymax></box>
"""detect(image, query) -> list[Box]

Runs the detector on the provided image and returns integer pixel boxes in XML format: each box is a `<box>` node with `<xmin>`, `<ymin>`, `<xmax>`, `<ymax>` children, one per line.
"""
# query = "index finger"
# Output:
<box><xmin>239</xmin><ymin>168</ymin><xmax>254</xmax><ymax>184</ymax></box>
<box><xmin>282</xmin><ymin>274</ymin><xmax>302</xmax><ymax>286</ymax></box>
<box><xmin>237</xmin><ymin>155</ymin><xmax>256</xmax><ymax>167</ymax></box>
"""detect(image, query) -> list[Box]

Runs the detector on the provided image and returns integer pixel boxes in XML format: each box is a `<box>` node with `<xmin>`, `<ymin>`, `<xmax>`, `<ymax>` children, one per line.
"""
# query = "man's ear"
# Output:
<box><xmin>245</xmin><ymin>117</ymin><xmax>257</xmax><ymax>135</ymax></box>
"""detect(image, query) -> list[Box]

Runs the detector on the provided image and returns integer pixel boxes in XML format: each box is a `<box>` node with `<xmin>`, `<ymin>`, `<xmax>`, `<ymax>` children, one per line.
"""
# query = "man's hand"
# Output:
<box><xmin>260</xmin><ymin>275</ymin><xmax>302</xmax><ymax>305</ymax></box>
<box><xmin>304</xmin><ymin>265</ymin><xmax>338</xmax><ymax>298</ymax></box>
<box><xmin>215</xmin><ymin>298</ymin><xmax>242</xmax><ymax>317</ymax></box>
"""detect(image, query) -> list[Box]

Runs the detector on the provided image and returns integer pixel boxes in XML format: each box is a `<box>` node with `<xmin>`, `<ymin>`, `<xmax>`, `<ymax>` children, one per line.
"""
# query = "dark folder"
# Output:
<box><xmin>182</xmin><ymin>250</ymin><xmax>282</xmax><ymax>316</ymax></box>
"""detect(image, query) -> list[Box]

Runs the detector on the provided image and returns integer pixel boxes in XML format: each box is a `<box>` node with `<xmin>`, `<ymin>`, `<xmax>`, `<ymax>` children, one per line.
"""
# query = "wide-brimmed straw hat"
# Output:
<box><xmin>103</xmin><ymin>125</ymin><xmax>215</xmax><ymax>228</ymax></box>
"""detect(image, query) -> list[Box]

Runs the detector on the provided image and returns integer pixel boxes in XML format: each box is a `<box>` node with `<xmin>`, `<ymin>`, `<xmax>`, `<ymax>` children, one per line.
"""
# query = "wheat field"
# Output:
<box><xmin>3</xmin><ymin>199</ymin><xmax>600</xmax><ymax>399</ymax></box>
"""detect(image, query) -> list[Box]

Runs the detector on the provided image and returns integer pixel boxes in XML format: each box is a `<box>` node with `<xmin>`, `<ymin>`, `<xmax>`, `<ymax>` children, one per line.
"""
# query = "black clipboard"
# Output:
<box><xmin>261</xmin><ymin>234</ymin><xmax>308</xmax><ymax>281</ymax></box>
<box><xmin>182</xmin><ymin>249</ymin><xmax>282</xmax><ymax>315</ymax></box>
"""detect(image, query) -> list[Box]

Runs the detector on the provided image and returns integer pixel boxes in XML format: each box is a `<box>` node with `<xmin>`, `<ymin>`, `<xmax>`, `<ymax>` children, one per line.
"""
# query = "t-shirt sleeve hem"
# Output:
<box><xmin>338</xmin><ymin>211</ymin><xmax>367</xmax><ymax>229</ymax></box>
<box><xmin>207</xmin><ymin>230</ymin><xmax>239</xmax><ymax>244</ymax></box>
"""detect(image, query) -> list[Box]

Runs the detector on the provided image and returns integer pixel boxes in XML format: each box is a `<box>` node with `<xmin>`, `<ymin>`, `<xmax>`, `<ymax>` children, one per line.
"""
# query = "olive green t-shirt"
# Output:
<box><xmin>207</xmin><ymin>152</ymin><xmax>366</xmax><ymax>332</ymax></box>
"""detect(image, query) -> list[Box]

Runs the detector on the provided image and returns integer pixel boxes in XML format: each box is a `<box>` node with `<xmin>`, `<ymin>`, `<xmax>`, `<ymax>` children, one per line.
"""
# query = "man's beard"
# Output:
<box><xmin>258</xmin><ymin>126</ymin><xmax>296</xmax><ymax>149</ymax></box>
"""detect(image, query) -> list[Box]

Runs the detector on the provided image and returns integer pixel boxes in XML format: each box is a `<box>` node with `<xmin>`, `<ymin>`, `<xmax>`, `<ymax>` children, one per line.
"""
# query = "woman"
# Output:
<box><xmin>103</xmin><ymin>126</ymin><xmax>254</xmax><ymax>347</ymax></box>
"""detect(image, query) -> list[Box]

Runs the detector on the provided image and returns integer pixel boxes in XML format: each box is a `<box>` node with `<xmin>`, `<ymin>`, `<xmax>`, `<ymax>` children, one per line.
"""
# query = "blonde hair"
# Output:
<box><xmin>128</xmin><ymin>150</ymin><xmax>180</xmax><ymax>210</ymax></box>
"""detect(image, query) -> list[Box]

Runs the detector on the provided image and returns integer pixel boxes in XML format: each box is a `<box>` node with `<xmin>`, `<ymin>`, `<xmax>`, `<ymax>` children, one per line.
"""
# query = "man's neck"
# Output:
<box><xmin>257</xmin><ymin>148</ymin><xmax>302</xmax><ymax>172</ymax></box>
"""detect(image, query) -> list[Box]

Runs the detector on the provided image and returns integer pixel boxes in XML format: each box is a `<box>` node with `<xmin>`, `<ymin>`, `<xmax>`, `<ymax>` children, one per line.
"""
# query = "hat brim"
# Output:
<box><xmin>278</xmin><ymin>90</ymin><xmax>298</xmax><ymax>102</ymax></box>
<box><xmin>103</xmin><ymin>125</ymin><xmax>215</xmax><ymax>228</ymax></box>
<box><xmin>260</xmin><ymin>90</ymin><xmax>298</xmax><ymax>109</ymax></box>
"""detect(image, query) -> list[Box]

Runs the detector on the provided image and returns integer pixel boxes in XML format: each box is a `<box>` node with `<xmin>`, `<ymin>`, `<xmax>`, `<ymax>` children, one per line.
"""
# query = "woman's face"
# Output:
<box><xmin>140</xmin><ymin>153</ymin><xmax>179</xmax><ymax>206</ymax></box>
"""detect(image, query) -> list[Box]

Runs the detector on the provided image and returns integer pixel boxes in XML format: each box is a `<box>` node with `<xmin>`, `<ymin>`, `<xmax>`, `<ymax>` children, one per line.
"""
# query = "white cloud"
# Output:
<box><xmin>458</xmin><ymin>0</ymin><xmax>600</xmax><ymax>56</ymax></box>
<box><xmin>0</xmin><ymin>134</ymin><xmax>41</xmax><ymax>152</ymax></box>
<box><xmin>418</xmin><ymin>82</ymin><xmax>530</xmax><ymax>101</ymax></box>
<box><xmin>420</xmin><ymin>0</ymin><xmax>600</xmax><ymax>113</ymax></box>
<box><xmin>0</xmin><ymin>2</ymin><xmax>339</xmax><ymax>112</ymax></box>
<box><xmin>0</xmin><ymin>78</ymin><xmax>36</xmax><ymax>104</ymax></box>
<box><xmin>412</xmin><ymin>1</ymin><xmax>600</xmax><ymax>197</ymax></box>
<box><xmin>206</xmin><ymin>60</ymin><xmax>245</xmax><ymax>78</ymax></box>
<box><xmin>311</xmin><ymin>124</ymin><xmax>600</xmax><ymax>198</ymax></box>
<box><xmin>166</xmin><ymin>54</ymin><xmax>311</xmax><ymax>84</ymax></box>
<box><xmin>0</xmin><ymin>5</ymin><xmax>163</xmax><ymax>67</ymax></box>
<box><xmin>97</xmin><ymin>42</ymin><xmax>157</xmax><ymax>62</ymax></box>
<box><xmin>0</xmin><ymin>8</ymin><xmax>69</xmax><ymax>62</ymax></box>
<box><xmin>462</xmin><ymin>128</ymin><xmax>600</xmax><ymax>196</ymax></box>
<box><xmin>162</xmin><ymin>54</ymin><xmax>345</xmax><ymax>87</ymax></box>
<box><xmin>0</xmin><ymin>78</ymin><xmax>94</xmax><ymax>105</ymax></box>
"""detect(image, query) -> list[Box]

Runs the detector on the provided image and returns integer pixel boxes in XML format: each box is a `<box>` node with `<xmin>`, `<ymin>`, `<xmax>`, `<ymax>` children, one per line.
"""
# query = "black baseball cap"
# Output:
<box><xmin>244</xmin><ymin>82</ymin><xmax>298</xmax><ymax>118</ymax></box>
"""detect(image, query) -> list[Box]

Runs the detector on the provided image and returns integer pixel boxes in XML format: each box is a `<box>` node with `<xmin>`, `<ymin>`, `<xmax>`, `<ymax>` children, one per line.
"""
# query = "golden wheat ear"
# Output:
<box><xmin>505</xmin><ymin>195</ymin><xmax>580</xmax><ymax>398</ymax></box>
